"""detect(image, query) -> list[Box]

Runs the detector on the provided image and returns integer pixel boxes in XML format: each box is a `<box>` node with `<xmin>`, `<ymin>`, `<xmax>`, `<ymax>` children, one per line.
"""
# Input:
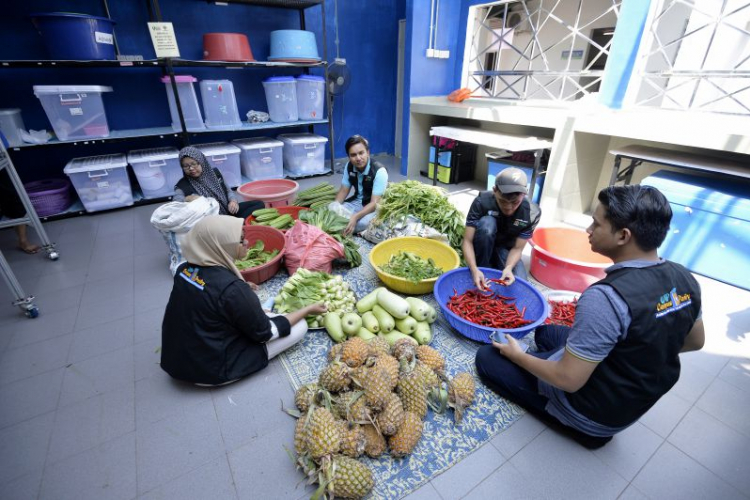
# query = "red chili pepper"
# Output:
<box><xmin>447</xmin><ymin>288</ymin><xmax>532</xmax><ymax>329</ymax></box>
<box><xmin>544</xmin><ymin>299</ymin><xmax>577</xmax><ymax>326</ymax></box>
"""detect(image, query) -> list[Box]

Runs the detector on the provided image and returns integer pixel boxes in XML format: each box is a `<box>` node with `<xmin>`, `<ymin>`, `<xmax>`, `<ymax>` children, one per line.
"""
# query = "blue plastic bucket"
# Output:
<box><xmin>31</xmin><ymin>13</ymin><xmax>116</xmax><ymax>60</ymax></box>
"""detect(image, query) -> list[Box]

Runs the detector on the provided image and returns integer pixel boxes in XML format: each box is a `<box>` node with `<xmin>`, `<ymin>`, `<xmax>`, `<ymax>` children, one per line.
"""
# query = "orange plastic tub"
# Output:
<box><xmin>529</xmin><ymin>227</ymin><xmax>612</xmax><ymax>292</ymax></box>
<box><xmin>237</xmin><ymin>179</ymin><xmax>299</xmax><ymax>208</ymax></box>
<box><xmin>244</xmin><ymin>205</ymin><xmax>309</xmax><ymax>233</ymax></box>
<box><xmin>238</xmin><ymin>225</ymin><xmax>286</xmax><ymax>284</ymax></box>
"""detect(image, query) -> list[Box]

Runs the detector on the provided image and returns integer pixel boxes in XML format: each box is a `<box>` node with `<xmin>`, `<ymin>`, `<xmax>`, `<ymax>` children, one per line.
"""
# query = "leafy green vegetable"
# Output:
<box><xmin>234</xmin><ymin>240</ymin><xmax>280</xmax><ymax>270</ymax></box>
<box><xmin>376</xmin><ymin>181</ymin><xmax>465</xmax><ymax>255</ymax></box>
<box><xmin>299</xmin><ymin>208</ymin><xmax>362</xmax><ymax>268</ymax></box>
<box><xmin>273</xmin><ymin>268</ymin><xmax>357</xmax><ymax>327</ymax></box>
<box><xmin>380</xmin><ymin>251</ymin><xmax>444</xmax><ymax>284</ymax></box>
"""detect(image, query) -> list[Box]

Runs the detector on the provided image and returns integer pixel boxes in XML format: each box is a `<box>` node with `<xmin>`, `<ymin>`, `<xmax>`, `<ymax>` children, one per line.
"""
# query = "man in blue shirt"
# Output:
<box><xmin>334</xmin><ymin>135</ymin><xmax>388</xmax><ymax>236</ymax></box>
<box><xmin>476</xmin><ymin>185</ymin><xmax>704</xmax><ymax>449</ymax></box>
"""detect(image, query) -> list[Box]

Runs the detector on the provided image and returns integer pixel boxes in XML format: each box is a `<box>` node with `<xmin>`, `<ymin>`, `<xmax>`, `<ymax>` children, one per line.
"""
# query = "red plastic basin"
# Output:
<box><xmin>239</xmin><ymin>225</ymin><xmax>286</xmax><ymax>284</ymax></box>
<box><xmin>244</xmin><ymin>205</ymin><xmax>309</xmax><ymax>233</ymax></box>
<box><xmin>237</xmin><ymin>179</ymin><xmax>299</xmax><ymax>208</ymax></box>
<box><xmin>529</xmin><ymin>227</ymin><xmax>612</xmax><ymax>293</ymax></box>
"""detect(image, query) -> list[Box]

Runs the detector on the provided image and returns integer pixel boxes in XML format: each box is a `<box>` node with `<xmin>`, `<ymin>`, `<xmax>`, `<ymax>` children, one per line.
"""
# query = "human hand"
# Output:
<box><xmin>471</xmin><ymin>268</ymin><xmax>488</xmax><ymax>291</ymax></box>
<box><xmin>500</xmin><ymin>268</ymin><xmax>515</xmax><ymax>286</ymax></box>
<box><xmin>306</xmin><ymin>302</ymin><xmax>328</xmax><ymax>315</ymax></box>
<box><xmin>185</xmin><ymin>195</ymin><xmax>200</xmax><ymax>202</ymax></box>
<box><xmin>343</xmin><ymin>219</ymin><xmax>357</xmax><ymax>237</ymax></box>
<box><xmin>247</xmin><ymin>281</ymin><xmax>259</xmax><ymax>291</ymax></box>
<box><xmin>493</xmin><ymin>334</ymin><xmax>524</xmax><ymax>359</ymax></box>
<box><xmin>228</xmin><ymin>200</ymin><xmax>239</xmax><ymax>214</ymax></box>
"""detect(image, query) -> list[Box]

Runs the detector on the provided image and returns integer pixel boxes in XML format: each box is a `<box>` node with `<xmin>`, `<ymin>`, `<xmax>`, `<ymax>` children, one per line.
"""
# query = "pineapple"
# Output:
<box><xmin>342</xmin><ymin>337</ymin><xmax>369</xmax><ymax>368</ymax></box>
<box><xmin>388</xmin><ymin>411</ymin><xmax>423</xmax><ymax>458</ymax></box>
<box><xmin>374</xmin><ymin>354</ymin><xmax>400</xmax><ymax>391</ymax></box>
<box><xmin>415</xmin><ymin>361</ymin><xmax>440</xmax><ymax>391</ymax></box>
<box><xmin>333</xmin><ymin>391</ymin><xmax>370</xmax><ymax>422</ymax></box>
<box><xmin>392</xmin><ymin>337</ymin><xmax>417</xmax><ymax>362</ymax></box>
<box><xmin>294</xmin><ymin>415</ymin><xmax>308</xmax><ymax>455</ymax></box>
<box><xmin>368</xmin><ymin>337</ymin><xmax>391</xmax><ymax>357</ymax></box>
<box><xmin>448</xmin><ymin>372</ymin><xmax>476</xmax><ymax>424</ymax></box>
<box><xmin>349</xmin><ymin>364</ymin><xmax>369</xmax><ymax>388</ymax></box>
<box><xmin>362</xmin><ymin>366</ymin><xmax>392</xmax><ymax>412</ymax></box>
<box><xmin>361</xmin><ymin>424</ymin><xmax>386</xmax><ymax>458</ymax></box>
<box><xmin>337</xmin><ymin>421</ymin><xmax>366</xmax><ymax>458</ymax></box>
<box><xmin>328</xmin><ymin>455</ymin><xmax>374</xmax><ymax>499</ymax></box>
<box><xmin>375</xmin><ymin>393</ymin><xmax>405</xmax><ymax>436</ymax></box>
<box><xmin>305</xmin><ymin>407</ymin><xmax>341</xmax><ymax>459</ymax></box>
<box><xmin>397</xmin><ymin>359</ymin><xmax>428</xmax><ymax>419</ymax></box>
<box><xmin>294</xmin><ymin>383</ymin><xmax>319</xmax><ymax>413</ymax></box>
<box><xmin>319</xmin><ymin>361</ymin><xmax>352</xmax><ymax>392</ymax></box>
<box><xmin>328</xmin><ymin>342</ymin><xmax>344</xmax><ymax>362</ymax></box>
<box><xmin>415</xmin><ymin>345</ymin><xmax>445</xmax><ymax>373</ymax></box>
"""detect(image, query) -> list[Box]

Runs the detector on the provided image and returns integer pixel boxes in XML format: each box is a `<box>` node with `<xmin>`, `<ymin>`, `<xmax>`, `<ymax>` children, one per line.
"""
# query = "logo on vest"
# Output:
<box><xmin>513</xmin><ymin>218</ymin><xmax>525</xmax><ymax>226</ymax></box>
<box><xmin>179</xmin><ymin>267</ymin><xmax>206</xmax><ymax>290</ymax></box>
<box><xmin>655</xmin><ymin>287</ymin><xmax>691</xmax><ymax>318</ymax></box>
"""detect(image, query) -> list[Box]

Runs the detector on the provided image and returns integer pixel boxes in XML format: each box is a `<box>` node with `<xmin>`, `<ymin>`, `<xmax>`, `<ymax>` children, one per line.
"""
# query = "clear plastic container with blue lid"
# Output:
<box><xmin>262</xmin><ymin>76</ymin><xmax>298</xmax><ymax>123</ymax></box>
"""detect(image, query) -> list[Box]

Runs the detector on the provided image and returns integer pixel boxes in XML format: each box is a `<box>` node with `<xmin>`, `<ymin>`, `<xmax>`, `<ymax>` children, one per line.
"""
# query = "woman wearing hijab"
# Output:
<box><xmin>174</xmin><ymin>146</ymin><xmax>264</xmax><ymax>219</ymax></box>
<box><xmin>160</xmin><ymin>214</ymin><xmax>327</xmax><ymax>386</ymax></box>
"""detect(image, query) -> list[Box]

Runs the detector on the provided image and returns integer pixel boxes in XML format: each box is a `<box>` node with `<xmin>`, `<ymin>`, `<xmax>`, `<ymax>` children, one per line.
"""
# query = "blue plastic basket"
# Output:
<box><xmin>434</xmin><ymin>267</ymin><xmax>549</xmax><ymax>343</ymax></box>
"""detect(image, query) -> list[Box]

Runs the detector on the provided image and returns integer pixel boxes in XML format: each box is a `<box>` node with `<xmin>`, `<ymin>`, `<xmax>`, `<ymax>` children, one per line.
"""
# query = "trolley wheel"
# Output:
<box><xmin>24</xmin><ymin>306</ymin><xmax>39</xmax><ymax>319</ymax></box>
<box><xmin>47</xmin><ymin>251</ymin><xmax>59</xmax><ymax>261</ymax></box>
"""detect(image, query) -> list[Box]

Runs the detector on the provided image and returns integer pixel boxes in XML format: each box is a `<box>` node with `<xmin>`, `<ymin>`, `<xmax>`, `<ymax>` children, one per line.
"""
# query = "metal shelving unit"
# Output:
<box><xmin>1</xmin><ymin>0</ymin><xmax>336</xmax><ymax>220</ymax></box>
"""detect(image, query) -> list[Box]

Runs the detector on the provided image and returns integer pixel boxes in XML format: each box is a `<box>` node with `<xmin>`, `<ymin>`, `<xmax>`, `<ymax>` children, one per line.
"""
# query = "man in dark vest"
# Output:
<box><xmin>462</xmin><ymin>167</ymin><xmax>541</xmax><ymax>289</ymax></box>
<box><xmin>475</xmin><ymin>184</ymin><xmax>704</xmax><ymax>449</ymax></box>
<box><xmin>333</xmin><ymin>135</ymin><xmax>388</xmax><ymax>236</ymax></box>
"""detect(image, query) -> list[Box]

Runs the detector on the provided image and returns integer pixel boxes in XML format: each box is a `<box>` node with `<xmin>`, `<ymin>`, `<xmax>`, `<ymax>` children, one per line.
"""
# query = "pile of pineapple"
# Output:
<box><xmin>290</xmin><ymin>336</ymin><xmax>476</xmax><ymax>499</ymax></box>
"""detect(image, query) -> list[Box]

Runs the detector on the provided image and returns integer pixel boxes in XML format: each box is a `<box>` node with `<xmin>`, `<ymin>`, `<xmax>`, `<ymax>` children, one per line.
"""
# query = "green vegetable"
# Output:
<box><xmin>299</xmin><ymin>208</ymin><xmax>362</xmax><ymax>268</ymax></box>
<box><xmin>252</xmin><ymin>208</ymin><xmax>279</xmax><ymax>217</ymax></box>
<box><xmin>361</xmin><ymin>311</ymin><xmax>380</xmax><ymax>333</ymax></box>
<box><xmin>380</xmin><ymin>331</ymin><xmax>418</xmax><ymax>346</ymax></box>
<box><xmin>273</xmin><ymin>269</ymin><xmax>356</xmax><ymax>321</ymax></box>
<box><xmin>426</xmin><ymin>304</ymin><xmax>438</xmax><ymax>324</ymax></box>
<box><xmin>324</xmin><ymin>312</ymin><xmax>346</xmax><ymax>343</ymax></box>
<box><xmin>375</xmin><ymin>180</ymin><xmax>466</xmax><ymax>255</ymax></box>
<box><xmin>395</xmin><ymin>315</ymin><xmax>417</xmax><ymax>334</ymax></box>
<box><xmin>413</xmin><ymin>321</ymin><xmax>432</xmax><ymax>345</ymax></box>
<box><xmin>376</xmin><ymin>289</ymin><xmax>410</xmax><ymax>319</ymax></box>
<box><xmin>380</xmin><ymin>251</ymin><xmax>443</xmax><ymax>284</ymax></box>
<box><xmin>341</xmin><ymin>312</ymin><xmax>363</xmax><ymax>336</ymax></box>
<box><xmin>234</xmin><ymin>240</ymin><xmax>279</xmax><ymax>270</ymax></box>
<box><xmin>371</xmin><ymin>304</ymin><xmax>395</xmax><ymax>333</ymax></box>
<box><xmin>293</xmin><ymin>183</ymin><xmax>337</xmax><ymax>207</ymax></box>
<box><xmin>356</xmin><ymin>327</ymin><xmax>377</xmax><ymax>341</ymax></box>
<box><xmin>356</xmin><ymin>287</ymin><xmax>385</xmax><ymax>313</ymax></box>
<box><xmin>405</xmin><ymin>297</ymin><xmax>431</xmax><ymax>321</ymax></box>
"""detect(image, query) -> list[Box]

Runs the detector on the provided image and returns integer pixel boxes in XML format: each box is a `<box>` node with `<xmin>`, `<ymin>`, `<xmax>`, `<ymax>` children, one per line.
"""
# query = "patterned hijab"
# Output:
<box><xmin>179</xmin><ymin>146</ymin><xmax>230</xmax><ymax>214</ymax></box>
<box><xmin>181</xmin><ymin>215</ymin><xmax>244</xmax><ymax>280</ymax></box>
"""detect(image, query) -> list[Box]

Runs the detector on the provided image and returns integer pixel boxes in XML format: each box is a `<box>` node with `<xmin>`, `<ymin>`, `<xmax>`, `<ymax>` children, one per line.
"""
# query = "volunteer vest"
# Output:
<box><xmin>345</xmin><ymin>160</ymin><xmax>385</xmax><ymax>206</ymax></box>
<box><xmin>566</xmin><ymin>261</ymin><xmax>702</xmax><ymax>428</ymax></box>
<box><xmin>476</xmin><ymin>192</ymin><xmax>539</xmax><ymax>248</ymax></box>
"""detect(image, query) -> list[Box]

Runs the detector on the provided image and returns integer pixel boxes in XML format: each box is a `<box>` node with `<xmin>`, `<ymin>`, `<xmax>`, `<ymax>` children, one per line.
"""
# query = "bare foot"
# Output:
<box><xmin>19</xmin><ymin>242</ymin><xmax>41</xmax><ymax>254</ymax></box>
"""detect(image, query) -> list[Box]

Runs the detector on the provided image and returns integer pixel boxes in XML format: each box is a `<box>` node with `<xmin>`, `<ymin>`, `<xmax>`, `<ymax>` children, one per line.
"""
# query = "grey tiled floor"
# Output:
<box><xmin>0</xmin><ymin>157</ymin><xmax>749</xmax><ymax>499</ymax></box>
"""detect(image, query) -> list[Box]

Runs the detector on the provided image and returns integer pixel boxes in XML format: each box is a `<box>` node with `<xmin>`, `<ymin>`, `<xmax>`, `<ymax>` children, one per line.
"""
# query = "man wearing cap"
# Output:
<box><xmin>462</xmin><ymin>167</ymin><xmax>540</xmax><ymax>289</ymax></box>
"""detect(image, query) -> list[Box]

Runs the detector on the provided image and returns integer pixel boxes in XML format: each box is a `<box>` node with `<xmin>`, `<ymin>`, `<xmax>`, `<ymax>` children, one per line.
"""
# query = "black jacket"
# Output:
<box><xmin>344</xmin><ymin>159</ymin><xmax>386</xmax><ymax>207</ymax></box>
<box><xmin>161</xmin><ymin>262</ymin><xmax>291</xmax><ymax>385</ymax></box>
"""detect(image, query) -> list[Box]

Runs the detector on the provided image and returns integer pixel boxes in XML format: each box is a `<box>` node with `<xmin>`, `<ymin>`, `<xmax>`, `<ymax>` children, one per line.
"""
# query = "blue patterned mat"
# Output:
<box><xmin>256</xmin><ymin>237</ymin><xmax>525</xmax><ymax>500</ymax></box>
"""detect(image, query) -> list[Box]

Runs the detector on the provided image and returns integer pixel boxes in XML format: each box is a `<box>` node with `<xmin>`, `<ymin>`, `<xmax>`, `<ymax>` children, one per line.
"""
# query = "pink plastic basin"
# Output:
<box><xmin>529</xmin><ymin>227</ymin><xmax>612</xmax><ymax>293</ymax></box>
<box><xmin>237</xmin><ymin>179</ymin><xmax>299</xmax><ymax>208</ymax></box>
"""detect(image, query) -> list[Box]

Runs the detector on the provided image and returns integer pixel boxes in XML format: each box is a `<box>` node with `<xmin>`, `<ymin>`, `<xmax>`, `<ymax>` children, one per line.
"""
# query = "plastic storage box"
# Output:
<box><xmin>277</xmin><ymin>133</ymin><xmax>328</xmax><ymax>177</ymax></box>
<box><xmin>196</xmin><ymin>142</ymin><xmax>242</xmax><ymax>188</ymax></box>
<box><xmin>127</xmin><ymin>147</ymin><xmax>182</xmax><ymax>199</ymax></box>
<box><xmin>33</xmin><ymin>85</ymin><xmax>113</xmax><ymax>141</ymax></box>
<box><xmin>161</xmin><ymin>75</ymin><xmax>205</xmax><ymax>131</ymax></box>
<box><xmin>199</xmin><ymin>80</ymin><xmax>241</xmax><ymax>129</ymax></box>
<box><xmin>0</xmin><ymin>109</ymin><xmax>25</xmax><ymax>147</ymax></box>
<box><xmin>233</xmin><ymin>137</ymin><xmax>284</xmax><ymax>181</ymax></box>
<box><xmin>642</xmin><ymin>170</ymin><xmax>750</xmax><ymax>290</ymax></box>
<box><xmin>295</xmin><ymin>75</ymin><xmax>325</xmax><ymax>119</ymax></box>
<box><xmin>262</xmin><ymin>77</ymin><xmax>298</xmax><ymax>123</ymax></box>
<box><xmin>63</xmin><ymin>153</ymin><xmax>133</xmax><ymax>213</ymax></box>
<box><xmin>425</xmin><ymin>143</ymin><xmax>477</xmax><ymax>185</ymax></box>
<box><xmin>30</xmin><ymin>12</ymin><xmax>116</xmax><ymax>60</ymax></box>
<box><xmin>486</xmin><ymin>154</ymin><xmax>544</xmax><ymax>204</ymax></box>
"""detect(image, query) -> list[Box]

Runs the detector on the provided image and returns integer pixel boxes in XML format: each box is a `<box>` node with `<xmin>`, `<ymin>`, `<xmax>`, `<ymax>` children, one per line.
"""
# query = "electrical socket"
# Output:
<box><xmin>439</xmin><ymin>50</ymin><xmax>451</xmax><ymax>59</ymax></box>
<box><xmin>425</xmin><ymin>48</ymin><xmax>436</xmax><ymax>58</ymax></box>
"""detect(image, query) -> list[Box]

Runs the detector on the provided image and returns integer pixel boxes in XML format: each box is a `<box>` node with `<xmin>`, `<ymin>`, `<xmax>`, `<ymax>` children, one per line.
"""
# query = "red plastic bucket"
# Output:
<box><xmin>203</xmin><ymin>33</ymin><xmax>254</xmax><ymax>62</ymax></box>
<box><xmin>237</xmin><ymin>179</ymin><xmax>299</xmax><ymax>208</ymax></box>
<box><xmin>529</xmin><ymin>227</ymin><xmax>612</xmax><ymax>293</ymax></box>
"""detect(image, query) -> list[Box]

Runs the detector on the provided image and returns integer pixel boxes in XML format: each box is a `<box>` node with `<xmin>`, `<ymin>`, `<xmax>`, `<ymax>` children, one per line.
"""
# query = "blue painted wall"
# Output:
<box><xmin>0</xmin><ymin>0</ymin><xmax>402</xmax><ymax>183</ymax></box>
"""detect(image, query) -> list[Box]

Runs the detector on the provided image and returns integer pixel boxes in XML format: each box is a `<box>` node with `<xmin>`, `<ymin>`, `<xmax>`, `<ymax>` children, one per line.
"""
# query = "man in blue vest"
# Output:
<box><xmin>462</xmin><ymin>167</ymin><xmax>541</xmax><ymax>289</ymax></box>
<box><xmin>334</xmin><ymin>135</ymin><xmax>388</xmax><ymax>236</ymax></box>
<box><xmin>475</xmin><ymin>185</ymin><xmax>704</xmax><ymax>449</ymax></box>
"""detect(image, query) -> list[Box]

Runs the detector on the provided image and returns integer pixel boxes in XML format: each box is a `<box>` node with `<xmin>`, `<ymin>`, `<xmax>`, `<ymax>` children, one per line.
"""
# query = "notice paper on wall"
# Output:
<box><xmin>148</xmin><ymin>22</ymin><xmax>180</xmax><ymax>58</ymax></box>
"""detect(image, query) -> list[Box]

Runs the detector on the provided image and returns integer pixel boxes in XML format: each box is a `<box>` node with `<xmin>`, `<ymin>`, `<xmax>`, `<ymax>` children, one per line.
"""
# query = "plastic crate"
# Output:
<box><xmin>277</xmin><ymin>133</ymin><xmax>328</xmax><ymax>176</ymax></box>
<box><xmin>64</xmin><ymin>153</ymin><xmax>133</xmax><ymax>213</ymax></box>
<box><xmin>233</xmin><ymin>137</ymin><xmax>284</xmax><ymax>181</ymax></box>
<box><xmin>127</xmin><ymin>147</ymin><xmax>182</xmax><ymax>199</ymax></box>
<box><xmin>33</xmin><ymin>85</ymin><xmax>112</xmax><ymax>141</ymax></box>
<box><xmin>195</xmin><ymin>142</ymin><xmax>242</xmax><ymax>188</ymax></box>
<box><xmin>200</xmin><ymin>79</ymin><xmax>241</xmax><ymax>129</ymax></box>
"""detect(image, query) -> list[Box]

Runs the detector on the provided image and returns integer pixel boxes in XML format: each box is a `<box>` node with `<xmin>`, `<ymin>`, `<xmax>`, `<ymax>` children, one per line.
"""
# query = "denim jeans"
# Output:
<box><xmin>342</xmin><ymin>199</ymin><xmax>376</xmax><ymax>233</ymax></box>
<box><xmin>472</xmin><ymin>215</ymin><xmax>528</xmax><ymax>279</ymax></box>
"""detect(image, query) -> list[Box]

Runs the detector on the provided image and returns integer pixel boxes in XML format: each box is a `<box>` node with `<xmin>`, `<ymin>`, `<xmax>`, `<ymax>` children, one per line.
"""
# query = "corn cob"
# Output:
<box><xmin>252</xmin><ymin>208</ymin><xmax>279</xmax><ymax>217</ymax></box>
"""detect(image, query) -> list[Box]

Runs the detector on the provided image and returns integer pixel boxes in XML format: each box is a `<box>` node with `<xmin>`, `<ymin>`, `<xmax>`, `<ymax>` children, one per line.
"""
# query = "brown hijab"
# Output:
<box><xmin>181</xmin><ymin>215</ymin><xmax>244</xmax><ymax>280</ymax></box>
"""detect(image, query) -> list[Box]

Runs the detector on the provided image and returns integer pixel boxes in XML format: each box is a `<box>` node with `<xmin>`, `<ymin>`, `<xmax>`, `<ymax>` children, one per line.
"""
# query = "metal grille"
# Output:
<box><xmin>464</xmin><ymin>0</ymin><xmax>621</xmax><ymax>101</ymax></box>
<box><xmin>633</xmin><ymin>0</ymin><xmax>750</xmax><ymax>115</ymax></box>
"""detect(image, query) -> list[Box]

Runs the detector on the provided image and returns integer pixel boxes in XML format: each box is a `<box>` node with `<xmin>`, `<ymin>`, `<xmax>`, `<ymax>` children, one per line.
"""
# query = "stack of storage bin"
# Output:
<box><xmin>63</xmin><ymin>153</ymin><xmax>133</xmax><ymax>212</ymax></box>
<box><xmin>196</xmin><ymin>142</ymin><xmax>242</xmax><ymax>188</ymax></box>
<box><xmin>128</xmin><ymin>147</ymin><xmax>182</xmax><ymax>199</ymax></box>
<box><xmin>277</xmin><ymin>133</ymin><xmax>328</xmax><ymax>177</ymax></box>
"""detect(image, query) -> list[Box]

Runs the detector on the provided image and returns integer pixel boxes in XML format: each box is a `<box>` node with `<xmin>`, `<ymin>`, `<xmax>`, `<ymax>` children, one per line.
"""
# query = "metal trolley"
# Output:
<box><xmin>0</xmin><ymin>143</ymin><xmax>59</xmax><ymax>318</ymax></box>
